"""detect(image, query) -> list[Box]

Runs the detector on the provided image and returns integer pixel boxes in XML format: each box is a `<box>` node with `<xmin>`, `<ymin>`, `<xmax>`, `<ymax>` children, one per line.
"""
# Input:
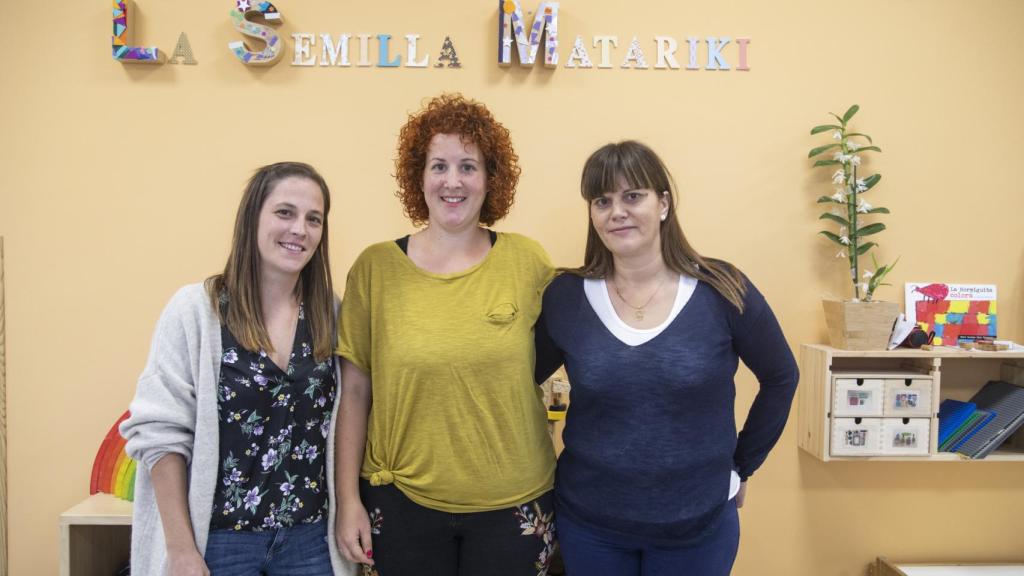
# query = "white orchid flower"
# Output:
<box><xmin>848</xmin><ymin>141</ymin><xmax>860</xmax><ymax>151</ymax></box>
<box><xmin>836</xmin><ymin>250</ymin><xmax>848</xmax><ymax>258</ymax></box>
<box><xmin>863</xmin><ymin>269</ymin><xmax>875</xmax><ymax>279</ymax></box>
<box><xmin>855</xmin><ymin>179</ymin><xmax>868</xmax><ymax>192</ymax></box>
<box><xmin>832</xmin><ymin>151</ymin><xmax>844</xmax><ymax>162</ymax></box>
<box><xmin>839</xmin><ymin>235</ymin><xmax>851</xmax><ymax>245</ymax></box>
<box><xmin>832</xmin><ymin>169</ymin><xmax>846</xmax><ymax>184</ymax></box>
<box><xmin>850</xmin><ymin>155</ymin><xmax>862</xmax><ymax>166</ymax></box>
<box><xmin>857</xmin><ymin>199</ymin><xmax>873</xmax><ymax>213</ymax></box>
<box><xmin>860</xmin><ymin>282</ymin><xmax>869</xmax><ymax>293</ymax></box>
<box><xmin>832</xmin><ymin>130</ymin><xmax>843</xmax><ymax>140</ymax></box>
<box><xmin>831</xmin><ymin>190</ymin><xmax>846</xmax><ymax>203</ymax></box>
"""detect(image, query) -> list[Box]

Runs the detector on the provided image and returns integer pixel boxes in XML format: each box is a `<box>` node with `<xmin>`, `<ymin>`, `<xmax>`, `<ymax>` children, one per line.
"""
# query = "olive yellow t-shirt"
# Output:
<box><xmin>337</xmin><ymin>232</ymin><xmax>556</xmax><ymax>513</ymax></box>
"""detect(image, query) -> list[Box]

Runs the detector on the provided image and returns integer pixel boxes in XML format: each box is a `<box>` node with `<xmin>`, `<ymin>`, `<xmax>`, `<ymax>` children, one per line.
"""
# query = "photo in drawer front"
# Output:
<box><xmin>881</xmin><ymin>418</ymin><xmax>930</xmax><ymax>455</ymax></box>
<box><xmin>831</xmin><ymin>417</ymin><xmax>884</xmax><ymax>456</ymax></box>
<box><xmin>883</xmin><ymin>378</ymin><xmax>932</xmax><ymax>417</ymax></box>
<box><xmin>833</xmin><ymin>377</ymin><xmax>884</xmax><ymax>417</ymax></box>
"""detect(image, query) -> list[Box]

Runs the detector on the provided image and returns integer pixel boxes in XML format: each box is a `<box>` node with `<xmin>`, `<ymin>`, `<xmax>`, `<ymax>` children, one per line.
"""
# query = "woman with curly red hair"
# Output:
<box><xmin>334</xmin><ymin>94</ymin><xmax>557</xmax><ymax>575</ymax></box>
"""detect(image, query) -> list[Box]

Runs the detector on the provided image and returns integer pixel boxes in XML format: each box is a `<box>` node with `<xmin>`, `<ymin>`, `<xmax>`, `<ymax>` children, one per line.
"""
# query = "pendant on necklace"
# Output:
<box><xmin>635</xmin><ymin>309</ymin><xmax>644</xmax><ymax>321</ymax></box>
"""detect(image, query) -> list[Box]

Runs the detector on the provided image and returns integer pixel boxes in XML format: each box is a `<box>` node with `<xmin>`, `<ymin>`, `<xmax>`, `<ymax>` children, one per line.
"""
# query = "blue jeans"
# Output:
<box><xmin>204</xmin><ymin>520</ymin><xmax>333</xmax><ymax>576</ymax></box>
<box><xmin>556</xmin><ymin>501</ymin><xmax>740</xmax><ymax>576</ymax></box>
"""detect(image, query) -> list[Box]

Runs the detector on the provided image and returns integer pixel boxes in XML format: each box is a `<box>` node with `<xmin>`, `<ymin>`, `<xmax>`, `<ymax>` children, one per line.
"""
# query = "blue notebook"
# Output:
<box><xmin>938</xmin><ymin>399</ymin><xmax>977</xmax><ymax>446</ymax></box>
<box><xmin>957</xmin><ymin>381</ymin><xmax>1024</xmax><ymax>459</ymax></box>
<box><xmin>946</xmin><ymin>408</ymin><xmax>994</xmax><ymax>452</ymax></box>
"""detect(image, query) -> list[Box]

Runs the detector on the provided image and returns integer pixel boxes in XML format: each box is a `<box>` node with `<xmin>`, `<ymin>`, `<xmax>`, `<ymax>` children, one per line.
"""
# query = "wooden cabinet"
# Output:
<box><xmin>59</xmin><ymin>494</ymin><xmax>132</xmax><ymax>576</ymax></box>
<box><xmin>798</xmin><ymin>344</ymin><xmax>1024</xmax><ymax>461</ymax></box>
<box><xmin>871</xmin><ymin>557</ymin><xmax>1024</xmax><ymax>575</ymax></box>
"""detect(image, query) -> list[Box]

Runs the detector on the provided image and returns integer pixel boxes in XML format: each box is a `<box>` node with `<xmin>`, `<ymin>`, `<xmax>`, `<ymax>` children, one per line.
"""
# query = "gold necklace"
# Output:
<box><xmin>612</xmin><ymin>274</ymin><xmax>668</xmax><ymax>321</ymax></box>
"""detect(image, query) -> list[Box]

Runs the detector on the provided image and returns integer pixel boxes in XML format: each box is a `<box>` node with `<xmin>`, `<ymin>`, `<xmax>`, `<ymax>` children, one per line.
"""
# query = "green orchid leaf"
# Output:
<box><xmin>866</xmin><ymin>207</ymin><xmax>890</xmax><ymax>214</ymax></box>
<box><xmin>817</xmin><ymin>196</ymin><xmax>840</xmax><ymax>203</ymax></box>
<box><xmin>861</xmin><ymin>173</ymin><xmax>881</xmax><ymax>190</ymax></box>
<box><xmin>819</xmin><ymin>231</ymin><xmax>845</xmax><ymax>245</ymax></box>
<box><xmin>808</xmin><ymin>143</ymin><xmax>841</xmax><ymax>158</ymax></box>
<box><xmin>819</xmin><ymin>213</ymin><xmax>851</xmax><ymax>226</ymax></box>
<box><xmin>811</xmin><ymin>124</ymin><xmax>841</xmax><ymax>135</ymax></box>
<box><xmin>854</xmin><ymin>145</ymin><xmax>882</xmax><ymax>153</ymax></box>
<box><xmin>842</xmin><ymin>104</ymin><xmax>860</xmax><ymax>123</ymax></box>
<box><xmin>846</xmin><ymin>132</ymin><xmax>874</xmax><ymax>144</ymax></box>
<box><xmin>830</xmin><ymin>112</ymin><xmax>845</xmax><ymax>125</ymax></box>
<box><xmin>813</xmin><ymin>159</ymin><xmax>841</xmax><ymax>167</ymax></box>
<box><xmin>857</xmin><ymin>223</ymin><xmax>886</xmax><ymax>236</ymax></box>
<box><xmin>856</xmin><ymin>242</ymin><xmax>877</xmax><ymax>255</ymax></box>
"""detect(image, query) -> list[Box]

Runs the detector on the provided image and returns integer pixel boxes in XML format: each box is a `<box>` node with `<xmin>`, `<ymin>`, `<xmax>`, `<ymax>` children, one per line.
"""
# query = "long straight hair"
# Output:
<box><xmin>205</xmin><ymin>162</ymin><xmax>335</xmax><ymax>361</ymax></box>
<box><xmin>569</xmin><ymin>141</ymin><xmax>748</xmax><ymax>313</ymax></box>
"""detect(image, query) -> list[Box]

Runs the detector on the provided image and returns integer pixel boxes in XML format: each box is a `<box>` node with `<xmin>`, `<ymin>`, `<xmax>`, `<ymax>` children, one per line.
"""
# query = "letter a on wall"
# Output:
<box><xmin>112</xmin><ymin>0</ymin><xmax>164</xmax><ymax>63</ymax></box>
<box><xmin>498</xmin><ymin>0</ymin><xmax>559</xmax><ymax>67</ymax></box>
<box><xmin>229</xmin><ymin>0</ymin><xmax>284</xmax><ymax>66</ymax></box>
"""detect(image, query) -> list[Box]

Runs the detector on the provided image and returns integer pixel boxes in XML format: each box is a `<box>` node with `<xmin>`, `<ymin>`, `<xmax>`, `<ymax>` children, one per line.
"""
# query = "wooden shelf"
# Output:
<box><xmin>798</xmin><ymin>345</ymin><xmax>1024</xmax><ymax>462</ymax></box>
<box><xmin>59</xmin><ymin>494</ymin><xmax>132</xmax><ymax>576</ymax></box>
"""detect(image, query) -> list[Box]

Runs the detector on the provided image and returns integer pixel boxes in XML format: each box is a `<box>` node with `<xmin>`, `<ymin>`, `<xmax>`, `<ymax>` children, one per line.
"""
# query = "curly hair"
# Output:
<box><xmin>395</xmin><ymin>93</ymin><xmax>521</xmax><ymax>227</ymax></box>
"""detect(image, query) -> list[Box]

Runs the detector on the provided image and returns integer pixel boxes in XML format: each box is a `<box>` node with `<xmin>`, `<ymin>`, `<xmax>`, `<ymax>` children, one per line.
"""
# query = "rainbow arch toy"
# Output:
<box><xmin>90</xmin><ymin>410</ymin><xmax>136</xmax><ymax>502</ymax></box>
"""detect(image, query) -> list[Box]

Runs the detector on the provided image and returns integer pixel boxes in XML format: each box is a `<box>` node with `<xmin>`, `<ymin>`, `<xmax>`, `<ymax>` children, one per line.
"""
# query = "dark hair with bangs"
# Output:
<box><xmin>569</xmin><ymin>140</ymin><xmax>748</xmax><ymax>313</ymax></box>
<box><xmin>205</xmin><ymin>161</ymin><xmax>336</xmax><ymax>361</ymax></box>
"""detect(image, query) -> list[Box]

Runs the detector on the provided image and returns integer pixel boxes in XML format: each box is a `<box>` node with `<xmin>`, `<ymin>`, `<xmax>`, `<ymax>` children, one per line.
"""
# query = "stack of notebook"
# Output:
<box><xmin>938</xmin><ymin>381</ymin><xmax>1024</xmax><ymax>458</ymax></box>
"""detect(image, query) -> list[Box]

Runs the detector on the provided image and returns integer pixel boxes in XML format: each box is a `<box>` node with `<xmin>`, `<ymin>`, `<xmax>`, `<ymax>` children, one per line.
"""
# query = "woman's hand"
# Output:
<box><xmin>167</xmin><ymin>547</ymin><xmax>210</xmax><ymax>576</ymax></box>
<box><xmin>336</xmin><ymin>498</ymin><xmax>375</xmax><ymax>565</ymax></box>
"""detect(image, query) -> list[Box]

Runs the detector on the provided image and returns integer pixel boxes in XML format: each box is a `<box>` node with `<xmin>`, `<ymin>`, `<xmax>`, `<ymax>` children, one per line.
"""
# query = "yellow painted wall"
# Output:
<box><xmin>2</xmin><ymin>1</ymin><xmax>1023</xmax><ymax>574</ymax></box>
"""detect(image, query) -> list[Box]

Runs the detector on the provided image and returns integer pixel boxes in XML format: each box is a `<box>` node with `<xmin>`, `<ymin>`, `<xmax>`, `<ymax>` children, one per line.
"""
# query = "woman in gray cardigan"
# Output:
<box><xmin>121</xmin><ymin>162</ymin><xmax>355</xmax><ymax>576</ymax></box>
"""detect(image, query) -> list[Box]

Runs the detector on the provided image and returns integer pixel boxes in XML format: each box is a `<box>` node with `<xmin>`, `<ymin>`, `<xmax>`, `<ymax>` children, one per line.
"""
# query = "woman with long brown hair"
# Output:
<box><xmin>536</xmin><ymin>141</ymin><xmax>798</xmax><ymax>576</ymax></box>
<box><xmin>121</xmin><ymin>162</ymin><xmax>355</xmax><ymax>575</ymax></box>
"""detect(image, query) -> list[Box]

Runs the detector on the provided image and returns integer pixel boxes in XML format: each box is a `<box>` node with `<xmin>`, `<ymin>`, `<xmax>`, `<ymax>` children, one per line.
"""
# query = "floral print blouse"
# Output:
<box><xmin>211</xmin><ymin>303</ymin><xmax>337</xmax><ymax>531</ymax></box>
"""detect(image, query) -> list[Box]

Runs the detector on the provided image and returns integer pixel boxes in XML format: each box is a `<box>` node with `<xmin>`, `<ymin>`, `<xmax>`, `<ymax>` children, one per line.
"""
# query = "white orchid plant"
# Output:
<box><xmin>810</xmin><ymin>104</ymin><xmax>897</xmax><ymax>301</ymax></box>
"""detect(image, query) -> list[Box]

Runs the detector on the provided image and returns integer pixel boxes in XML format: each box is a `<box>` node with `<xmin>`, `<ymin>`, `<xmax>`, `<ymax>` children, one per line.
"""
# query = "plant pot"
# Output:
<box><xmin>822</xmin><ymin>299</ymin><xmax>900</xmax><ymax>351</ymax></box>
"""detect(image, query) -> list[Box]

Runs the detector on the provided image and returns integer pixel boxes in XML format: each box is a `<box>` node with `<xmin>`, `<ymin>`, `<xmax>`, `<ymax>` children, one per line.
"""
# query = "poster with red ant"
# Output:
<box><xmin>904</xmin><ymin>283</ymin><xmax>997</xmax><ymax>346</ymax></box>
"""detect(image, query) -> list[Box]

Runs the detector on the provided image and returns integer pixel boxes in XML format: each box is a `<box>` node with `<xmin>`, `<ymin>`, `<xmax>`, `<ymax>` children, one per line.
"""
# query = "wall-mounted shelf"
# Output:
<box><xmin>798</xmin><ymin>344</ymin><xmax>1024</xmax><ymax>461</ymax></box>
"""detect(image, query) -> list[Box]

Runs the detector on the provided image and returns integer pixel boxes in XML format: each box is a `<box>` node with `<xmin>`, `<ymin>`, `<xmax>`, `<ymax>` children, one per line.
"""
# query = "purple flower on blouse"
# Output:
<box><xmin>244</xmin><ymin>488</ymin><xmax>261</xmax><ymax>510</ymax></box>
<box><xmin>261</xmin><ymin>448</ymin><xmax>278</xmax><ymax>471</ymax></box>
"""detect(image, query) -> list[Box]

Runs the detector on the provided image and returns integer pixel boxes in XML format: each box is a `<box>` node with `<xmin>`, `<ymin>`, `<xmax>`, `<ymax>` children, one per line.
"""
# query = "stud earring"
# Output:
<box><xmin>660</xmin><ymin>213</ymin><xmax>667</xmax><ymax>221</ymax></box>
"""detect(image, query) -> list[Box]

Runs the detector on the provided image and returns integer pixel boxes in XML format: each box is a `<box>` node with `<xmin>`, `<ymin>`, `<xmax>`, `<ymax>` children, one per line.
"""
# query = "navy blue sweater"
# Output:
<box><xmin>536</xmin><ymin>273</ymin><xmax>798</xmax><ymax>545</ymax></box>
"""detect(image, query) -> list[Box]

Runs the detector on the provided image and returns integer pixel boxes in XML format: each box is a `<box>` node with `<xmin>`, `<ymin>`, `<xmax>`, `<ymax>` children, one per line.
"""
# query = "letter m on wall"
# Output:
<box><xmin>498</xmin><ymin>0</ymin><xmax>559</xmax><ymax>67</ymax></box>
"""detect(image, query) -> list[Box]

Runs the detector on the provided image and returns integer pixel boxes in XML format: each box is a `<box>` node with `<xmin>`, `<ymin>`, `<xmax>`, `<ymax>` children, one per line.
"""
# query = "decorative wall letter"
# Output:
<box><xmin>498</xmin><ymin>0</ymin><xmax>559</xmax><ymax>67</ymax></box>
<box><xmin>736</xmin><ymin>37</ymin><xmax>750</xmax><ymax>71</ymax></box>
<box><xmin>356</xmin><ymin>34</ymin><xmax>372</xmax><ymax>67</ymax></box>
<box><xmin>228</xmin><ymin>1</ymin><xmax>283</xmax><ymax>66</ymax></box>
<box><xmin>404</xmin><ymin>34</ymin><xmax>429</xmax><ymax>67</ymax></box>
<box><xmin>593</xmin><ymin>36</ymin><xmax>618</xmax><ymax>69</ymax></box>
<box><xmin>705</xmin><ymin>36</ymin><xmax>731</xmax><ymax>70</ymax></box>
<box><xmin>292</xmin><ymin>33</ymin><xmax>316</xmax><ymax>66</ymax></box>
<box><xmin>564</xmin><ymin>35</ymin><xmax>592</xmax><ymax>68</ymax></box>
<box><xmin>112</xmin><ymin>1</ymin><xmax>164</xmax><ymax>63</ymax></box>
<box><xmin>436</xmin><ymin>36</ymin><xmax>462</xmax><ymax>68</ymax></box>
<box><xmin>654</xmin><ymin>36</ymin><xmax>679</xmax><ymax>69</ymax></box>
<box><xmin>168</xmin><ymin>32</ymin><xmax>198</xmax><ymax>65</ymax></box>
<box><xmin>686</xmin><ymin>37</ymin><xmax>700</xmax><ymax>70</ymax></box>
<box><xmin>376</xmin><ymin>34</ymin><xmax>402</xmax><ymax>67</ymax></box>
<box><xmin>320</xmin><ymin>34</ymin><xmax>352</xmax><ymax>67</ymax></box>
<box><xmin>621</xmin><ymin>36</ymin><xmax>648</xmax><ymax>69</ymax></box>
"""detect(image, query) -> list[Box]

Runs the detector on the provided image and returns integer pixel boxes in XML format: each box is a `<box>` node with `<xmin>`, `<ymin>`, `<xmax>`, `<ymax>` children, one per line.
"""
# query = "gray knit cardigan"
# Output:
<box><xmin>120</xmin><ymin>283</ymin><xmax>355</xmax><ymax>575</ymax></box>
